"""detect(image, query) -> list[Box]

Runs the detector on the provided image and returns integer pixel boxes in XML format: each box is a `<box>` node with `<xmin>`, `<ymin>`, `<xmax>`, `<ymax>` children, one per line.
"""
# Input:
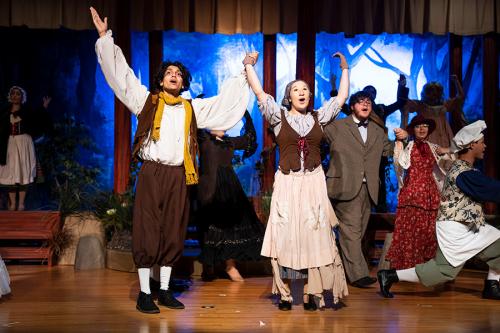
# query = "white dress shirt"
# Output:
<box><xmin>95</xmin><ymin>30</ymin><xmax>249</xmax><ymax>165</ymax></box>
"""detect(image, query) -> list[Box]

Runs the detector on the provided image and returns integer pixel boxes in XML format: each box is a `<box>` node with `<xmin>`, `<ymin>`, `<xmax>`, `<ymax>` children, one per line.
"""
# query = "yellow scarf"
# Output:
<box><xmin>152</xmin><ymin>92</ymin><xmax>198</xmax><ymax>185</ymax></box>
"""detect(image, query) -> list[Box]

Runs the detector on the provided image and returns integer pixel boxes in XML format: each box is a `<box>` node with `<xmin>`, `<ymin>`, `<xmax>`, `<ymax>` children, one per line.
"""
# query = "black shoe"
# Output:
<box><xmin>136</xmin><ymin>292</ymin><xmax>160</xmax><ymax>314</ymax></box>
<box><xmin>351</xmin><ymin>276</ymin><xmax>378</xmax><ymax>288</ymax></box>
<box><xmin>150</xmin><ymin>278</ymin><xmax>161</xmax><ymax>293</ymax></box>
<box><xmin>278</xmin><ymin>300</ymin><xmax>292</xmax><ymax>311</ymax></box>
<box><xmin>303</xmin><ymin>294</ymin><xmax>317</xmax><ymax>311</ymax></box>
<box><xmin>482</xmin><ymin>280</ymin><xmax>500</xmax><ymax>300</ymax></box>
<box><xmin>158</xmin><ymin>289</ymin><xmax>185</xmax><ymax>309</ymax></box>
<box><xmin>377</xmin><ymin>269</ymin><xmax>399</xmax><ymax>298</ymax></box>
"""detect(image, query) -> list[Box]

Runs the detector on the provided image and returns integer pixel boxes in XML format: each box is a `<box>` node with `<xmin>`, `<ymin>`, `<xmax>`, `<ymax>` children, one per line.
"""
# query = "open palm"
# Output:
<box><xmin>90</xmin><ymin>7</ymin><xmax>108</xmax><ymax>37</ymax></box>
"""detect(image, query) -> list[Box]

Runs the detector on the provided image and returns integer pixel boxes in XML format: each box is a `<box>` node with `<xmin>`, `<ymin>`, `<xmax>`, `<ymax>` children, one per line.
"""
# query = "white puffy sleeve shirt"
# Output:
<box><xmin>95</xmin><ymin>30</ymin><xmax>249</xmax><ymax>165</ymax></box>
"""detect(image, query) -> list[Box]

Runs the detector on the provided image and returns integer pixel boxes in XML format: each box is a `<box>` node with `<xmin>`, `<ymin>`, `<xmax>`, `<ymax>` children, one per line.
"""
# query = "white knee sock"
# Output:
<box><xmin>396</xmin><ymin>267</ymin><xmax>420</xmax><ymax>283</ymax></box>
<box><xmin>160</xmin><ymin>266</ymin><xmax>172</xmax><ymax>291</ymax></box>
<box><xmin>138</xmin><ymin>268</ymin><xmax>151</xmax><ymax>294</ymax></box>
<box><xmin>487</xmin><ymin>269</ymin><xmax>500</xmax><ymax>281</ymax></box>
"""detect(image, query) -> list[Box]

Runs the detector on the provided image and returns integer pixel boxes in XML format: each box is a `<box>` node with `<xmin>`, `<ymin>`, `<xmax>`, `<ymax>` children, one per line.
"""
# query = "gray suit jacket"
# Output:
<box><xmin>324</xmin><ymin>116</ymin><xmax>393</xmax><ymax>203</ymax></box>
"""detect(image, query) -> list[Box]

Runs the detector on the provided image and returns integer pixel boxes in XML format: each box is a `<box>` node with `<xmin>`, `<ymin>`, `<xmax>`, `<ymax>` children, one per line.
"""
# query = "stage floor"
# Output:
<box><xmin>1</xmin><ymin>266</ymin><xmax>500</xmax><ymax>332</ymax></box>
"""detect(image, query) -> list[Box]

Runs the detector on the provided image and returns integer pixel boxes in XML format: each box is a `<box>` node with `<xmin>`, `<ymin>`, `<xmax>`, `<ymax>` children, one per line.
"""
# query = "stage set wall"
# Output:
<box><xmin>0</xmin><ymin>0</ymin><xmax>498</xmax><ymax>214</ymax></box>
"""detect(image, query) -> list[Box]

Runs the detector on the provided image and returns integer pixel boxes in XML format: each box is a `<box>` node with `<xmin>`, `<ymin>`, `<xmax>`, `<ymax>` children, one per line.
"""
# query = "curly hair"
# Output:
<box><xmin>348</xmin><ymin>90</ymin><xmax>372</xmax><ymax>109</ymax></box>
<box><xmin>153</xmin><ymin>61</ymin><xmax>192</xmax><ymax>93</ymax></box>
<box><xmin>421</xmin><ymin>82</ymin><xmax>444</xmax><ymax>106</ymax></box>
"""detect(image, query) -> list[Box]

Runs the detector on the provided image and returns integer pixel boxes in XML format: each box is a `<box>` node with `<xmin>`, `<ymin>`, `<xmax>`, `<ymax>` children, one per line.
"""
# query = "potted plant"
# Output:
<box><xmin>92</xmin><ymin>161</ymin><xmax>139</xmax><ymax>272</ymax></box>
<box><xmin>36</xmin><ymin>115</ymin><xmax>103</xmax><ymax>265</ymax></box>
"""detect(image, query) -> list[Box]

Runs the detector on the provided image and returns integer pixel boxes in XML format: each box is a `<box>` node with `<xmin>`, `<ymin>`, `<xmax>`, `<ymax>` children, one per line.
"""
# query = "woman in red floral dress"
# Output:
<box><xmin>386</xmin><ymin>115</ymin><xmax>453</xmax><ymax>269</ymax></box>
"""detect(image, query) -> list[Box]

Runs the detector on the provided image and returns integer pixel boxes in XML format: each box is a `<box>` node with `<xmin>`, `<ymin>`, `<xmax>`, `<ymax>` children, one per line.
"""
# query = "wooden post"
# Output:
<box><xmin>149</xmin><ymin>31</ymin><xmax>164</xmax><ymax>91</ymax></box>
<box><xmin>296</xmin><ymin>0</ymin><xmax>316</xmax><ymax>99</ymax></box>
<box><xmin>449</xmin><ymin>33</ymin><xmax>463</xmax><ymax>134</ymax></box>
<box><xmin>262</xmin><ymin>34</ymin><xmax>277</xmax><ymax>193</ymax></box>
<box><xmin>483</xmin><ymin>33</ymin><xmax>499</xmax><ymax>214</ymax></box>
<box><xmin>113</xmin><ymin>0</ymin><xmax>132</xmax><ymax>194</ymax></box>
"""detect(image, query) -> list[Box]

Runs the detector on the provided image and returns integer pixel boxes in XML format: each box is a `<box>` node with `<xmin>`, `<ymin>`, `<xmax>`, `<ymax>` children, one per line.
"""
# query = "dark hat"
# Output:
<box><xmin>406</xmin><ymin>114</ymin><xmax>436</xmax><ymax>136</ymax></box>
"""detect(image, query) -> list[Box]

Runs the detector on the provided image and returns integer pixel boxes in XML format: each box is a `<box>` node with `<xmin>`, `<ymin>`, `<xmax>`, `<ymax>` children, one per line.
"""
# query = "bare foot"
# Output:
<box><xmin>226</xmin><ymin>266</ymin><xmax>244</xmax><ymax>282</ymax></box>
<box><xmin>17</xmin><ymin>205</ymin><xmax>25</xmax><ymax>211</ymax></box>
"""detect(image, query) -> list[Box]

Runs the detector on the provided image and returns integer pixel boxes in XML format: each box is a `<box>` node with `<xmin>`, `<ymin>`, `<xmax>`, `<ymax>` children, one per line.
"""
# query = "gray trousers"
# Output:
<box><xmin>416</xmin><ymin>238</ymin><xmax>500</xmax><ymax>287</ymax></box>
<box><xmin>333</xmin><ymin>184</ymin><xmax>372</xmax><ymax>282</ymax></box>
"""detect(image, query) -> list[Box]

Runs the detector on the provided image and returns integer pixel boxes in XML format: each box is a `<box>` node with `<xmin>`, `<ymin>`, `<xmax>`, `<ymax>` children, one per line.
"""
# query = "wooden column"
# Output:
<box><xmin>262</xmin><ymin>34</ymin><xmax>277</xmax><ymax>193</ymax></box>
<box><xmin>296</xmin><ymin>0</ymin><xmax>316</xmax><ymax>98</ymax></box>
<box><xmin>449</xmin><ymin>33</ymin><xmax>463</xmax><ymax>134</ymax></box>
<box><xmin>483</xmin><ymin>33</ymin><xmax>499</xmax><ymax>214</ymax></box>
<box><xmin>113</xmin><ymin>1</ymin><xmax>132</xmax><ymax>194</ymax></box>
<box><xmin>149</xmin><ymin>31</ymin><xmax>164</xmax><ymax>91</ymax></box>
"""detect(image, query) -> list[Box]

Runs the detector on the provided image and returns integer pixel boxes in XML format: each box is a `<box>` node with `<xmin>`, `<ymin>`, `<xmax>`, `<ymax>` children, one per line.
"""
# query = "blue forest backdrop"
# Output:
<box><xmin>0</xmin><ymin>27</ymin><xmax>484</xmax><ymax>211</ymax></box>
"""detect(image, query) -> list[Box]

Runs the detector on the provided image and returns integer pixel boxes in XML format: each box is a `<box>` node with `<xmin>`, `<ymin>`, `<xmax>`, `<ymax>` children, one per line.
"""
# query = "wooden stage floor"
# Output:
<box><xmin>1</xmin><ymin>266</ymin><xmax>500</xmax><ymax>332</ymax></box>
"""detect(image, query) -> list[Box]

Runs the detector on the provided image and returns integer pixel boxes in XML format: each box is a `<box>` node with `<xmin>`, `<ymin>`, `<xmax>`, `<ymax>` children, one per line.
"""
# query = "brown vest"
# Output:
<box><xmin>276</xmin><ymin>109</ymin><xmax>323</xmax><ymax>174</ymax></box>
<box><xmin>132</xmin><ymin>93</ymin><xmax>198</xmax><ymax>170</ymax></box>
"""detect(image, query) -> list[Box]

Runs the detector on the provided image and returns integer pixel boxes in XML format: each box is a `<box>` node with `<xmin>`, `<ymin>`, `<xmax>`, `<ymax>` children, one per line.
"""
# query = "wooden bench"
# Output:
<box><xmin>0</xmin><ymin>211</ymin><xmax>61</xmax><ymax>266</ymax></box>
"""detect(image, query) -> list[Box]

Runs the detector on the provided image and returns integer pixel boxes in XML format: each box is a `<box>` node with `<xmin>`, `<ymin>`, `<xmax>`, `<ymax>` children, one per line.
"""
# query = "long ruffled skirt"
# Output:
<box><xmin>261</xmin><ymin>168</ymin><xmax>348</xmax><ymax>304</ymax></box>
<box><xmin>197</xmin><ymin>166</ymin><xmax>264</xmax><ymax>265</ymax></box>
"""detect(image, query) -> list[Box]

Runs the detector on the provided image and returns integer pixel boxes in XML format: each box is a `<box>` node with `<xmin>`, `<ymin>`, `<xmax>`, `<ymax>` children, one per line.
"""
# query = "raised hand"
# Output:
<box><xmin>398</xmin><ymin>74</ymin><xmax>407</xmax><ymax>87</ymax></box>
<box><xmin>436</xmin><ymin>146</ymin><xmax>450</xmax><ymax>155</ymax></box>
<box><xmin>42</xmin><ymin>96</ymin><xmax>52</xmax><ymax>109</ymax></box>
<box><xmin>243</xmin><ymin>52</ymin><xmax>259</xmax><ymax>66</ymax></box>
<box><xmin>332</xmin><ymin>52</ymin><xmax>348</xmax><ymax>70</ymax></box>
<box><xmin>90</xmin><ymin>7</ymin><xmax>108</xmax><ymax>38</ymax></box>
<box><xmin>210</xmin><ymin>130</ymin><xmax>225</xmax><ymax>139</ymax></box>
<box><xmin>394</xmin><ymin>128</ymin><xmax>408</xmax><ymax>141</ymax></box>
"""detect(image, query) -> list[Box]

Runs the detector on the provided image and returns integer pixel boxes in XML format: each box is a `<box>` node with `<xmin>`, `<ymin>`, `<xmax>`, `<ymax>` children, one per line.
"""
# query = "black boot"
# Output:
<box><xmin>482</xmin><ymin>280</ymin><xmax>500</xmax><ymax>300</ymax></box>
<box><xmin>303</xmin><ymin>294</ymin><xmax>317</xmax><ymax>311</ymax></box>
<box><xmin>158</xmin><ymin>289</ymin><xmax>185</xmax><ymax>309</ymax></box>
<box><xmin>136</xmin><ymin>292</ymin><xmax>160</xmax><ymax>314</ymax></box>
<box><xmin>278</xmin><ymin>300</ymin><xmax>292</xmax><ymax>311</ymax></box>
<box><xmin>377</xmin><ymin>269</ymin><xmax>399</xmax><ymax>298</ymax></box>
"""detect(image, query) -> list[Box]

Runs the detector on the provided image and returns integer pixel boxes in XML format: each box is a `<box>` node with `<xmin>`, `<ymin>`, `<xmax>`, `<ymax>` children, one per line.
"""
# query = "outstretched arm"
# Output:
<box><xmin>244</xmin><ymin>52</ymin><xmax>268</xmax><ymax>104</ymax></box>
<box><xmin>383</xmin><ymin>74</ymin><xmax>409</xmax><ymax>119</ymax></box>
<box><xmin>244</xmin><ymin>53</ymin><xmax>282</xmax><ymax>126</ymax></box>
<box><xmin>191</xmin><ymin>55</ymin><xmax>252</xmax><ymax>130</ymax></box>
<box><xmin>228</xmin><ymin>111</ymin><xmax>258</xmax><ymax>159</ymax></box>
<box><xmin>457</xmin><ymin>170</ymin><xmax>500</xmax><ymax>203</ymax></box>
<box><xmin>451</xmin><ymin>74</ymin><xmax>465</xmax><ymax>100</ymax></box>
<box><xmin>317</xmin><ymin>52</ymin><xmax>349</xmax><ymax>124</ymax></box>
<box><xmin>90</xmin><ymin>7</ymin><xmax>149</xmax><ymax>115</ymax></box>
<box><xmin>334</xmin><ymin>52</ymin><xmax>349</xmax><ymax>107</ymax></box>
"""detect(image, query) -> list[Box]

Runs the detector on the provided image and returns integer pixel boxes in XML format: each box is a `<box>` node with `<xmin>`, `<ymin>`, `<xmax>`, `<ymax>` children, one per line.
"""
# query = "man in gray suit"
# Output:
<box><xmin>324</xmin><ymin>91</ymin><xmax>407</xmax><ymax>288</ymax></box>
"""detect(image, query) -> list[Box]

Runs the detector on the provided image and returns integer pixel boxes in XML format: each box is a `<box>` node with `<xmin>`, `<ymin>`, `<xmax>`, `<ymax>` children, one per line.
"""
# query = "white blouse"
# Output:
<box><xmin>95</xmin><ymin>30</ymin><xmax>249</xmax><ymax>165</ymax></box>
<box><xmin>258</xmin><ymin>95</ymin><xmax>341</xmax><ymax>137</ymax></box>
<box><xmin>393</xmin><ymin>140</ymin><xmax>454</xmax><ymax>192</ymax></box>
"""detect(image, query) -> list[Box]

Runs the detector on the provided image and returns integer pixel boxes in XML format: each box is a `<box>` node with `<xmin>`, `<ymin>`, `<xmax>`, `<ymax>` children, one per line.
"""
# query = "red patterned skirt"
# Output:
<box><xmin>386</xmin><ymin>205</ymin><xmax>438</xmax><ymax>270</ymax></box>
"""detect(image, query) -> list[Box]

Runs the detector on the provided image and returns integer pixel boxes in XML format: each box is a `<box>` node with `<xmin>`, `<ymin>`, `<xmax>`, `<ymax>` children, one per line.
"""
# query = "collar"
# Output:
<box><xmin>352</xmin><ymin>115</ymin><xmax>369</xmax><ymax>125</ymax></box>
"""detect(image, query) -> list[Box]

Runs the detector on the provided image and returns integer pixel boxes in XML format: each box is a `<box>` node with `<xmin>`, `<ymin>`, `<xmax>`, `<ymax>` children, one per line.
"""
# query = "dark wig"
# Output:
<box><xmin>153</xmin><ymin>61</ymin><xmax>192</xmax><ymax>93</ymax></box>
<box><xmin>348</xmin><ymin>90</ymin><xmax>372</xmax><ymax>109</ymax></box>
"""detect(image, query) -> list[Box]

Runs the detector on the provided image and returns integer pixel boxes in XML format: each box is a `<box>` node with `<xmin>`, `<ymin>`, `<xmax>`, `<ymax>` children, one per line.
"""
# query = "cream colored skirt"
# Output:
<box><xmin>0</xmin><ymin>134</ymin><xmax>36</xmax><ymax>185</ymax></box>
<box><xmin>0</xmin><ymin>255</ymin><xmax>10</xmax><ymax>297</ymax></box>
<box><xmin>261</xmin><ymin>167</ymin><xmax>340</xmax><ymax>269</ymax></box>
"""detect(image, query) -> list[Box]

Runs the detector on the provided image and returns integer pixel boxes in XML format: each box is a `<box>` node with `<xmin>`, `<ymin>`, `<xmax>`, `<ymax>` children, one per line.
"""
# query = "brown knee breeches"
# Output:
<box><xmin>132</xmin><ymin>161</ymin><xmax>190</xmax><ymax>268</ymax></box>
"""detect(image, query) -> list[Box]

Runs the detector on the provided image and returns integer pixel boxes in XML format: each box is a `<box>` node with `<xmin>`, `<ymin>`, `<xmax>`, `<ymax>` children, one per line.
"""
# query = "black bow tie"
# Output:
<box><xmin>357</xmin><ymin>121</ymin><xmax>368</xmax><ymax>128</ymax></box>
